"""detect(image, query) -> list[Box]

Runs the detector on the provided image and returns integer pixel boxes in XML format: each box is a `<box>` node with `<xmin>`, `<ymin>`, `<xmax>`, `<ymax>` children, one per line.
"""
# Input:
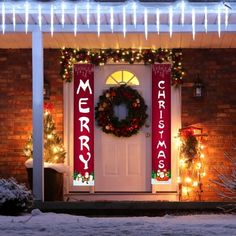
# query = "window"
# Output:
<box><xmin>106</xmin><ymin>70</ymin><xmax>139</xmax><ymax>86</ymax></box>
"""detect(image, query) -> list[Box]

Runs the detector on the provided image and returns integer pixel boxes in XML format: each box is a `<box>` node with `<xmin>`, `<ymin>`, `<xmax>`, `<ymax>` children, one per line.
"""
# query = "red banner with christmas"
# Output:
<box><xmin>74</xmin><ymin>64</ymin><xmax>94</xmax><ymax>186</ymax></box>
<box><xmin>152</xmin><ymin>64</ymin><xmax>171</xmax><ymax>184</ymax></box>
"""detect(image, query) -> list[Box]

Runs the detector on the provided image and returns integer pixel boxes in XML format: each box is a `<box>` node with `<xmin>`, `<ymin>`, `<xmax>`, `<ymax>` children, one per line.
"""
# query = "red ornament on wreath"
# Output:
<box><xmin>95</xmin><ymin>85</ymin><xmax>148</xmax><ymax>137</ymax></box>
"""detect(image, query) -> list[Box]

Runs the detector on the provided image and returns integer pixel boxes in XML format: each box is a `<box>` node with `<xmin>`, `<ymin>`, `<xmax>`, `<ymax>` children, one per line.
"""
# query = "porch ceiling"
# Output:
<box><xmin>0</xmin><ymin>32</ymin><xmax>236</xmax><ymax>49</ymax></box>
<box><xmin>0</xmin><ymin>1</ymin><xmax>236</xmax><ymax>48</ymax></box>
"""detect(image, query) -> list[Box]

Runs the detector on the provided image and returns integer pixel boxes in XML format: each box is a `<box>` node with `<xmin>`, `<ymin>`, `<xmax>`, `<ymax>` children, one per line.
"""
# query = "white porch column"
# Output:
<box><xmin>32</xmin><ymin>29</ymin><xmax>44</xmax><ymax>202</ymax></box>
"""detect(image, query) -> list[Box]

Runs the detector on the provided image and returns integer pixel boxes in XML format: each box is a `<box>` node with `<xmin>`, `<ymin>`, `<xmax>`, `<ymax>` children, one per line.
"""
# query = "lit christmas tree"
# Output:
<box><xmin>23</xmin><ymin>103</ymin><xmax>66</xmax><ymax>163</ymax></box>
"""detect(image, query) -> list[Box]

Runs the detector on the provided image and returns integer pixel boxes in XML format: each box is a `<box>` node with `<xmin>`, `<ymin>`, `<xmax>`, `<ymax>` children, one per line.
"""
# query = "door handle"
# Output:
<box><xmin>146</xmin><ymin>132</ymin><xmax>151</xmax><ymax>138</ymax></box>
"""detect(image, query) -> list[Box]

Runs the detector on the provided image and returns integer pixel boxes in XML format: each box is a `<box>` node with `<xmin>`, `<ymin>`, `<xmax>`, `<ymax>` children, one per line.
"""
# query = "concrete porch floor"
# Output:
<box><xmin>33</xmin><ymin>201</ymin><xmax>235</xmax><ymax>216</ymax></box>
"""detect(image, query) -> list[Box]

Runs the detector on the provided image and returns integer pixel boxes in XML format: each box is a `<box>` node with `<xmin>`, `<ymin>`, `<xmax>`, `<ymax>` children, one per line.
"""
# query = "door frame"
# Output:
<box><xmin>63</xmin><ymin>64</ymin><xmax>181</xmax><ymax>195</ymax></box>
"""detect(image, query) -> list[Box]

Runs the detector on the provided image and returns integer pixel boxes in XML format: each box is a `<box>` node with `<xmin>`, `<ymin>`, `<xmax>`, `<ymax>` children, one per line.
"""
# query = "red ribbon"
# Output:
<box><xmin>44</xmin><ymin>102</ymin><xmax>54</xmax><ymax>112</ymax></box>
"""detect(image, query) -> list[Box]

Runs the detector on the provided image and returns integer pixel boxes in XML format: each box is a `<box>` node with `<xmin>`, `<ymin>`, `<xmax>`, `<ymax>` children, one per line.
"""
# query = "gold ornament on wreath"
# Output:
<box><xmin>95</xmin><ymin>85</ymin><xmax>148</xmax><ymax>137</ymax></box>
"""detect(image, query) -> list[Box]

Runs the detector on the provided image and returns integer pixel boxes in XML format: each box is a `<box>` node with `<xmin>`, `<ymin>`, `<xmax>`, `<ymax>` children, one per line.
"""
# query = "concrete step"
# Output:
<box><xmin>34</xmin><ymin>201</ymin><xmax>234</xmax><ymax>216</ymax></box>
<box><xmin>65</xmin><ymin>191</ymin><xmax>179</xmax><ymax>202</ymax></box>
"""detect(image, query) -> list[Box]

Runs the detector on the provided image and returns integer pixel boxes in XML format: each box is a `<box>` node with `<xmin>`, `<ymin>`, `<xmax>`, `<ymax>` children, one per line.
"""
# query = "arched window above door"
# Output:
<box><xmin>106</xmin><ymin>70</ymin><xmax>140</xmax><ymax>86</ymax></box>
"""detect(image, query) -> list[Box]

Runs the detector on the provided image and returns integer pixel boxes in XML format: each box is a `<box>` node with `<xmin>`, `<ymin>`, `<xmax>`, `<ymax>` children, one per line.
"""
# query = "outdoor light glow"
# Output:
<box><xmin>181</xmin><ymin>0</ymin><xmax>185</xmax><ymax>25</ymax></box>
<box><xmin>12</xmin><ymin>6</ymin><xmax>16</xmax><ymax>32</ymax></box>
<box><xmin>61</xmin><ymin>1</ymin><xmax>65</xmax><ymax>28</ymax></box>
<box><xmin>175</xmin><ymin>137</ymin><xmax>182</xmax><ymax>148</ymax></box>
<box><xmin>123</xmin><ymin>6</ymin><xmax>126</xmax><ymax>38</ymax></box>
<box><xmin>204</xmin><ymin>6</ymin><xmax>208</xmax><ymax>33</ymax></box>
<box><xmin>38</xmin><ymin>4</ymin><xmax>42</xmax><ymax>31</ymax></box>
<box><xmin>178</xmin><ymin>127</ymin><xmax>207</xmax><ymax>201</ymax></box>
<box><xmin>110</xmin><ymin>7</ymin><xmax>114</xmax><ymax>33</ymax></box>
<box><xmin>50</xmin><ymin>4</ymin><xmax>54</xmax><ymax>37</ymax></box>
<box><xmin>225</xmin><ymin>7</ymin><xmax>229</xmax><ymax>29</ymax></box>
<box><xmin>53</xmin><ymin>146</ymin><xmax>59</xmax><ymax>153</ymax></box>
<box><xmin>196</xmin><ymin>162</ymin><xmax>202</xmax><ymax>169</ymax></box>
<box><xmin>25</xmin><ymin>1</ymin><xmax>29</xmax><ymax>34</ymax></box>
<box><xmin>192</xmin><ymin>8</ymin><xmax>195</xmax><ymax>40</ymax></box>
<box><xmin>169</xmin><ymin>6</ymin><xmax>173</xmax><ymax>37</ymax></box>
<box><xmin>144</xmin><ymin>8</ymin><xmax>148</xmax><ymax>40</ymax></box>
<box><xmin>97</xmin><ymin>4</ymin><xmax>100</xmax><ymax>37</ymax></box>
<box><xmin>86</xmin><ymin>2</ymin><xmax>90</xmax><ymax>28</ymax></box>
<box><xmin>133</xmin><ymin>2</ymin><xmax>137</xmax><ymax>28</ymax></box>
<box><xmin>185</xmin><ymin>177</ymin><xmax>192</xmax><ymax>183</ymax></box>
<box><xmin>218</xmin><ymin>6</ymin><xmax>221</xmax><ymax>38</ymax></box>
<box><xmin>179</xmin><ymin>158</ymin><xmax>185</xmax><ymax>167</ymax></box>
<box><xmin>2</xmin><ymin>2</ymin><xmax>5</xmax><ymax>34</ymax></box>
<box><xmin>177</xmin><ymin>176</ymin><xmax>182</xmax><ymax>183</ymax></box>
<box><xmin>156</xmin><ymin>9</ymin><xmax>160</xmax><ymax>35</ymax></box>
<box><xmin>182</xmin><ymin>186</ymin><xmax>189</xmax><ymax>195</ymax></box>
<box><xmin>74</xmin><ymin>4</ymin><xmax>77</xmax><ymax>36</ymax></box>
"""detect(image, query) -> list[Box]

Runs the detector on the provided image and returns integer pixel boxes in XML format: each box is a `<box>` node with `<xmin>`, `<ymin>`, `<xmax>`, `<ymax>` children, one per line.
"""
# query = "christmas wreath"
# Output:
<box><xmin>95</xmin><ymin>85</ymin><xmax>148</xmax><ymax>137</ymax></box>
<box><xmin>180</xmin><ymin>129</ymin><xmax>199</xmax><ymax>162</ymax></box>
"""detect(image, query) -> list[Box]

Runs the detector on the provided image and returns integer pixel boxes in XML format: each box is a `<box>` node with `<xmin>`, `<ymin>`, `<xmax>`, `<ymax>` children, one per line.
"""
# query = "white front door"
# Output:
<box><xmin>94</xmin><ymin>65</ymin><xmax>151</xmax><ymax>192</ymax></box>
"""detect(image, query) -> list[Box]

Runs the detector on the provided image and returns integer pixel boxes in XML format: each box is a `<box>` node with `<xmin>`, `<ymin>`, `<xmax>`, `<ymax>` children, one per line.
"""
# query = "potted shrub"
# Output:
<box><xmin>23</xmin><ymin>103</ymin><xmax>67</xmax><ymax>201</ymax></box>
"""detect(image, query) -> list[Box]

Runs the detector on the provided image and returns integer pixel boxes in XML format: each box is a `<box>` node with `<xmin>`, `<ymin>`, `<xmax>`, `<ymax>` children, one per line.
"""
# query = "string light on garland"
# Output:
<box><xmin>60</xmin><ymin>48</ymin><xmax>184</xmax><ymax>85</ymax></box>
<box><xmin>177</xmin><ymin>126</ymin><xmax>207</xmax><ymax>201</ymax></box>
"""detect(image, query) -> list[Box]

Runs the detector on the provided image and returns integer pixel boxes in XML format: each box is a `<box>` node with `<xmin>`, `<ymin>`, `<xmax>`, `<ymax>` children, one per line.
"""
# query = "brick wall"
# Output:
<box><xmin>0</xmin><ymin>49</ymin><xmax>63</xmax><ymax>184</ymax></box>
<box><xmin>182</xmin><ymin>49</ymin><xmax>236</xmax><ymax>201</ymax></box>
<box><xmin>0</xmin><ymin>48</ymin><xmax>235</xmax><ymax>201</ymax></box>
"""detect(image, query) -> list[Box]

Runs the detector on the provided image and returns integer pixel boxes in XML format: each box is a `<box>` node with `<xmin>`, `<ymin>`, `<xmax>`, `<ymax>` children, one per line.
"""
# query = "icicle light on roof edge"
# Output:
<box><xmin>0</xmin><ymin>1</ymin><xmax>235</xmax><ymax>38</ymax></box>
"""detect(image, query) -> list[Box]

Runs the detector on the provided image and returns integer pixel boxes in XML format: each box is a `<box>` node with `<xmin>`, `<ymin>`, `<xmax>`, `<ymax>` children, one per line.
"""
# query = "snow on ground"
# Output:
<box><xmin>0</xmin><ymin>211</ymin><xmax>235</xmax><ymax>236</ymax></box>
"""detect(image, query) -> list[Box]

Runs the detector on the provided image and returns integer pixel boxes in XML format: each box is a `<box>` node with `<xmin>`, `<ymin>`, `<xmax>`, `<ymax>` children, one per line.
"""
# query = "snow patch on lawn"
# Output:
<box><xmin>0</xmin><ymin>212</ymin><xmax>235</xmax><ymax>236</ymax></box>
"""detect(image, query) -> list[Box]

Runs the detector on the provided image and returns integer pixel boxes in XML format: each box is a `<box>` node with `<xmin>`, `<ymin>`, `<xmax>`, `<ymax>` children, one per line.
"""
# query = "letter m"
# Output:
<box><xmin>76</xmin><ymin>79</ymin><xmax>92</xmax><ymax>95</ymax></box>
<box><xmin>156</xmin><ymin>140</ymin><xmax>167</xmax><ymax>149</ymax></box>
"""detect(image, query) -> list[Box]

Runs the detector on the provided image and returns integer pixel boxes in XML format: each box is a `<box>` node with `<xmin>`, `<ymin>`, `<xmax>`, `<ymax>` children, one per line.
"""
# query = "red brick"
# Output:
<box><xmin>0</xmin><ymin>49</ymin><xmax>63</xmax><ymax>185</ymax></box>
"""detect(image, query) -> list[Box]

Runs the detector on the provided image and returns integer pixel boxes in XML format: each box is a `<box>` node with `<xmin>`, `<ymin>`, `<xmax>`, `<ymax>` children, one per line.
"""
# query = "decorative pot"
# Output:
<box><xmin>27</xmin><ymin>168</ymin><xmax>63</xmax><ymax>201</ymax></box>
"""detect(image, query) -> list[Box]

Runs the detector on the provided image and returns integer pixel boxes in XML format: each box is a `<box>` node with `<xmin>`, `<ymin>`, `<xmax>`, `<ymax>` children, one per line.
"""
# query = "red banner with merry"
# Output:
<box><xmin>152</xmin><ymin>64</ymin><xmax>171</xmax><ymax>184</ymax></box>
<box><xmin>74</xmin><ymin>64</ymin><xmax>94</xmax><ymax>186</ymax></box>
